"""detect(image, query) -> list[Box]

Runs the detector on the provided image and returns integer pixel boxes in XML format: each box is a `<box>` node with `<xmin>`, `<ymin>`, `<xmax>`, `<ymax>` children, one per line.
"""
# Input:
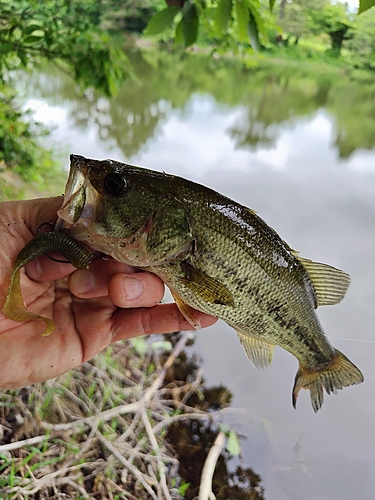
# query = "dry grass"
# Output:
<box><xmin>0</xmin><ymin>332</ymin><xmax>236</xmax><ymax>500</ymax></box>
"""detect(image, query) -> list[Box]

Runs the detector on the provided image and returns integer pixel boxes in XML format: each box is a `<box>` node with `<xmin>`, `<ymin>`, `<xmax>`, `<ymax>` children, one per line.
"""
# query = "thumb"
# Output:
<box><xmin>23</xmin><ymin>196</ymin><xmax>64</xmax><ymax>235</ymax></box>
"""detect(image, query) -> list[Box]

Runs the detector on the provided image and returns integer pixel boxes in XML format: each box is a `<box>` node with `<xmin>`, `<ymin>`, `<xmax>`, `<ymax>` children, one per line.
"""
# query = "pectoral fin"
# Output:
<box><xmin>236</xmin><ymin>331</ymin><xmax>275</xmax><ymax>369</ymax></box>
<box><xmin>170</xmin><ymin>289</ymin><xmax>202</xmax><ymax>329</ymax></box>
<box><xmin>179</xmin><ymin>261</ymin><xmax>235</xmax><ymax>307</ymax></box>
<box><xmin>292</xmin><ymin>252</ymin><xmax>351</xmax><ymax>307</ymax></box>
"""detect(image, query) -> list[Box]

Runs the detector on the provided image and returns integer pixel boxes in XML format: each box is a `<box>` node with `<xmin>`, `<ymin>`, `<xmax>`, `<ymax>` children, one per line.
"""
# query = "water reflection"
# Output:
<box><xmin>18</xmin><ymin>51</ymin><xmax>375</xmax><ymax>161</ymax></box>
<box><xmin>164</xmin><ymin>333</ymin><xmax>265</xmax><ymax>500</ymax></box>
<box><xmin>16</xmin><ymin>52</ymin><xmax>375</xmax><ymax>500</ymax></box>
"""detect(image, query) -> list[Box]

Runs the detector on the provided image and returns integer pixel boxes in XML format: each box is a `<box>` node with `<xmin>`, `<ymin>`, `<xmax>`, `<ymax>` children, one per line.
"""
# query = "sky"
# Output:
<box><xmin>338</xmin><ymin>0</ymin><xmax>360</xmax><ymax>11</ymax></box>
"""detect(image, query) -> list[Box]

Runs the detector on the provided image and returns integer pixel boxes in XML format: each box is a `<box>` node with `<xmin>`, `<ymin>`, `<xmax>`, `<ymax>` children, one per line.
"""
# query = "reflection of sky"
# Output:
<box><xmin>27</xmin><ymin>95</ymin><xmax>375</xmax><ymax>175</ymax></box>
<box><xmin>25</xmin><ymin>92</ymin><xmax>375</xmax><ymax>500</ymax></box>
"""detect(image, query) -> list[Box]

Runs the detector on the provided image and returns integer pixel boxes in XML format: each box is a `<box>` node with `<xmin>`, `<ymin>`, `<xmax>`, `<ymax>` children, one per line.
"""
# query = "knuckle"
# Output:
<box><xmin>140</xmin><ymin>307</ymin><xmax>154</xmax><ymax>335</ymax></box>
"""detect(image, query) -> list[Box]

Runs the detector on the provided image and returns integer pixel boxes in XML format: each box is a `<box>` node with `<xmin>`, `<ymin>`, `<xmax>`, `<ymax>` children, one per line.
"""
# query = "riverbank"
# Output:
<box><xmin>0</xmin><ymin>333</ymin><xmax>264</xmax><ymax>499</ymax></box>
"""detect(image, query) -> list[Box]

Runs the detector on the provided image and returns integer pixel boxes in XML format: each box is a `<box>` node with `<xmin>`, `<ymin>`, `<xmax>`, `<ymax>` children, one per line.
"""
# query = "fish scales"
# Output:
<box><xmin>54</xmin><ymin>155</ymin><xmax>364</xmax><ymax>410</ymax></box>
<box><xmin>149</xmin><ymin>194</ymin><xmax>331</xmax><ymax>364</ymax></box>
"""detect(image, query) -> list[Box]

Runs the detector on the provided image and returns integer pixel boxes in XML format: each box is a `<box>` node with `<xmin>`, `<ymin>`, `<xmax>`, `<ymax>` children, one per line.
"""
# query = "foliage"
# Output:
<box><xmin>0</xmin><ymin>83</ymin><xmax>64</xmax><ymax>198</ymax></box>
<box><xmin>358</xmin><ymin>0</ymin><xmax>375</xmax><ymax>14</ymax></box>
<box><xmin>276</xmin><ymin>0</ymin><xmax>329</xmax><ymax>44</ymax></box>
<box><xmin>144</xmin><ymin>0</ymin><xmax>275</xmax><ymax>50</ymax></box>
<box><xmin>0</xmin><ymin>0</ymin><xmax>134</xmax><ymax>191</ymax></box>
<box><xmin>100</xmin><ymin>0</ymin><xmax>163</xmax><ymax>34</ymax></box>
<box><xmin>1</xmin><ymin>0</ymin><xmax>375</xmax><ymax>196</ymax></box>
<box><xmin>0</xmin><ymin>0</ymin><xmax>133</xmax><ymax>97</ymax></box>
<box><xmin>140</xmin><ymin>0</ymin><xmax>375</xmax><ymax>71</ymax></box>
<box><xmin>347</xmin><ymin>6</ymin><xmax>375</xmax><ymax>70</ymax></box>
<box><xmin>309</xmin><ymin>3</ymin><xmax>356</xmax><ymax>56</ymax></box>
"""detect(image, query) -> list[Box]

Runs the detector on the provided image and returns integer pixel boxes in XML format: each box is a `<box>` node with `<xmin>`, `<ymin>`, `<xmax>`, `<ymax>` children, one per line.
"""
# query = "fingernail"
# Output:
<box><xmin>72</xmin><ymin>270</ymin><xmax>95</xmax><ymax>293</ymax></box>
<box><xmin>123</xmin><ymin>276</ymin><xmax>144</xmax><ymax>301</ymax></box>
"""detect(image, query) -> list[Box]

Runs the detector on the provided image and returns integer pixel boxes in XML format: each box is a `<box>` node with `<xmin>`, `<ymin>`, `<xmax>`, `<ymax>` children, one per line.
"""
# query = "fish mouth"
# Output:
<box><xmin>55</xmin><ymin>155</ymin><xmax>102</xmax><ymax>232</ymax></box>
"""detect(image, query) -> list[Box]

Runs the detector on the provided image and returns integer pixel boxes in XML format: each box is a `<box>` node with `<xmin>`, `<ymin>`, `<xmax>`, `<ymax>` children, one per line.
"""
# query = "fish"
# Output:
<box><xmin>2</xmin><ymin>231</ymin><xmax>93</xmax><ymax>336</ymax></box>
<box><xmin>56</xmin><ymin>154</ymin><xmax>362</xmax><ymax>410</ymax></box>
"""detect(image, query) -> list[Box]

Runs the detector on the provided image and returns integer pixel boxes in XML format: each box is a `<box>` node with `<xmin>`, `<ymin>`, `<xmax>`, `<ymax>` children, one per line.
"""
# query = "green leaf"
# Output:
<box><xmin>269</xmin><ymin>0</ymin><xmax>276</xmax><ymax>11</ymax></box>
<box><xmin>358</xmin><ymin>0</ymin><xmax>375</xmax><ymax>13</ymax></box>
<box><xmin>226</xmin><ymin>430</ymin><xmax>241</xmax><ymax>456</ymax></box>
<box><xmin>247</xmin><ymin>11</ymin><xmax>260</xmax><ymax>50</ymax></box>
<box><xmin>0</xmin><ymin>43</ymin><xmax>13</xmax><ymax>54</ymax></box>
<box><xmin>214</xmin><ymin>0</ymin><xmax>233</xmax><ymax>36</ymax></box>
<box><xmin>23</xmin><ymin>23</ymin><xmax>44</xmax><ymax>35</ymax></box>
<box><xmin>235</xmin><ymin>0</ymin><xmax>249</xmax><ymax>42</ymax></box>
<box><xmin>174</xmin><ymin>17</ymin><xmax>185</xmax><ymax>46</ymax></box>
<box><xmin>182</xmin><ymin>4</ymin><xmax>199</xmax><ymax>46</ymax></box>
<box><xmin>17</xmin><ymin>48</ymin><xmax>28</xmax><ymax>66</ymax></box>
<box><xmin>179</xmin><ymin>482</ymin><xmax>190</xmax><ymax>496</ymax></box>
<box><xmin>144</xmin><ymin>6</ymin><xmax>181</xmax><ymax>36</ymax></box>
<box><xmin>24</xmin><ymin>35</ymin><xmax>44</xmax><ymax>46</ymax></box>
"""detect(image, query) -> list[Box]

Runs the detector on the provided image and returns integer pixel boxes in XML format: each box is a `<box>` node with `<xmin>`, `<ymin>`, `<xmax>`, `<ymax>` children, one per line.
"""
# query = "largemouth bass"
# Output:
<box><xmin>54</xmin><ymin>154</ymin><xmax>362</xmax><ymax>411</ymax></box>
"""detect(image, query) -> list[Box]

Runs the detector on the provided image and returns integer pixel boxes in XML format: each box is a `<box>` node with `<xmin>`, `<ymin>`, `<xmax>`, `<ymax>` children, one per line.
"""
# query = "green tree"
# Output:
<box><xmin>100</xmin><ymin>0</ymin><xmax>163</xmax><ymax>33</ymax></box>
<box><xmin>0</xmin><ymin>0</ymin><xmax>134</xmax><ymax>188</ymax></box>
<box><xmin>0</xmin><ymin>0</ymin><xmax>132</xmax><ymax>96</ymax></box>
<box><xmin>277</xmin><ymin>0</ymin><xmax>328</xmax><ymax>44</ymax></box>
<box><xmin>348</xmin><ymin>6</ymin><xmax>375</xmax><ymax>70</ymax></box>
<box><xmin>309</xmin><ymin>3</ymin><xmax>356</xmax><ymax>57</ymax></box>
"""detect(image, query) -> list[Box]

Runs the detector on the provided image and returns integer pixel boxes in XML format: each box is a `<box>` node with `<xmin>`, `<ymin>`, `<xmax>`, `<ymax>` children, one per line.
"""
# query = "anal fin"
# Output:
<box><xmin>236</xmin><ymin>331</ymin><xmax>275</xmax><ymax>369</ymax></box>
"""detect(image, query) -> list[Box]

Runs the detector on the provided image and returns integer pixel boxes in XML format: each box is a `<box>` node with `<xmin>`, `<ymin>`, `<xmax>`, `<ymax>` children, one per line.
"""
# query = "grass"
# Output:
<box><xmin>0</xmin><ymin>332</ymin><xmax>250</xmax><ymax>499</ymax></box>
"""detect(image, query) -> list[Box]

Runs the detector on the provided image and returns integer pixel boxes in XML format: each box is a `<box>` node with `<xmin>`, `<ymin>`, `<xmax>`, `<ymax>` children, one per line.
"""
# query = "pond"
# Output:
<box><xmin>17</xmin><ymin>51</ymin><xmax>375</xmax><ymax>499</ymax></box>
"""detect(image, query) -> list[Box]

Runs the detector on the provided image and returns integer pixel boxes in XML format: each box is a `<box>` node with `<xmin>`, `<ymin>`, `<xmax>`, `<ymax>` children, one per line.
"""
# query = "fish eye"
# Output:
<box><xmin>103</xmin><ymin>172</ymin><xmax>127</xmax><ymax>196</ymax></box>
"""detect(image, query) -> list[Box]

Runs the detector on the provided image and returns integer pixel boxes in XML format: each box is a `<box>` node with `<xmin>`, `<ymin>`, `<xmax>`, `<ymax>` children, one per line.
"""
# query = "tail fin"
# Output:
<box><xmin>292</xmin><ymin>349</ymin><xmax>364</xmax><ymax>412</ymax></box>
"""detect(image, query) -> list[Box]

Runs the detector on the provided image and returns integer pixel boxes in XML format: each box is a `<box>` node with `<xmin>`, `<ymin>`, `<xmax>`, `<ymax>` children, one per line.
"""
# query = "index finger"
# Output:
<box><xmin>111</xmin><ymin>303</ymin><xmax>218</xmax><ymax>342</ymax></box>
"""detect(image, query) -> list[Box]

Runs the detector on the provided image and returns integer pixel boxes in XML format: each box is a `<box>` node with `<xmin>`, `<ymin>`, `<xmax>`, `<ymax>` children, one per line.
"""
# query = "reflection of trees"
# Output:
<box><xmin>230</xmin><ymin>80</ymin><xmax>278</xmax><ymax>149</ymax></box>
<box><xmin>229</xmin><ymin>72</ymin><xmax>326</xmax><ymax>151</ymax></box>
<box><xmin>21</xmin><ymin>53</ymin><xmax>375</xmax><ymax>159</ymax></box>
<box><xmin>330</xmin><ymin>82</ymin><xmax>375</xmax><ymax>158</ymax></box>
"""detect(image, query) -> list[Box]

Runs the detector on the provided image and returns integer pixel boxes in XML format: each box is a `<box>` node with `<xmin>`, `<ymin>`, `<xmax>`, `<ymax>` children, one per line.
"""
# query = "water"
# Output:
<box><xmin>17</xmin><ymin>52</ymin><xmax>375</xmax><ymax>499</ymax></box>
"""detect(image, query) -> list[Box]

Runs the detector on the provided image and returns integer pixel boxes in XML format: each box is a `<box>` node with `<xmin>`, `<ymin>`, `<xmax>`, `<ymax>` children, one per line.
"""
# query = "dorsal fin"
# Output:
<box><xmin>291</xmin><ymin>251</ymin><xmax>351</xmax><ymax>307</ymax></box>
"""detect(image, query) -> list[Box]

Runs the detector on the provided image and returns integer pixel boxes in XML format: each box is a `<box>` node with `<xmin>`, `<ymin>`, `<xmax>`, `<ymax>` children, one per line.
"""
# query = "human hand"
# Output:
<box><xmin>0</xmin><ymin>197</ymin><xmax>217</xmax><ymax>389</ymax></box>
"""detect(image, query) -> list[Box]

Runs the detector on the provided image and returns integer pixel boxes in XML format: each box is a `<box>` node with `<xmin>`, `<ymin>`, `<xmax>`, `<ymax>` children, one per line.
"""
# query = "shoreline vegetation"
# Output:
<box><xmin>0</xmin><ymin>332</ymin><xmax>264</xmax><ymax>499</ymax></box>
<box><xmin>1</xmin><ymin>38</ymin><xmax>374</xmax><ymax>202</ymax></box>
<box><xmin>1</xmin><ymin>0</ymin><xmax>375</xmax><ymax>198</ymax></box>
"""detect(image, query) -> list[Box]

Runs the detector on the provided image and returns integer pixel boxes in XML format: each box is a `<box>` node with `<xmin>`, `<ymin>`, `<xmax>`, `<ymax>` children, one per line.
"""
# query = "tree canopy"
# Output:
<box><xmin>0</xmin><ymin>0</ymin><xmax>133</xmax><ymax>96</ymax></box>
<box><xmin>144</xmin><ymin>0</ymin><xmax>375</xmax><ymax>51</ymax></box>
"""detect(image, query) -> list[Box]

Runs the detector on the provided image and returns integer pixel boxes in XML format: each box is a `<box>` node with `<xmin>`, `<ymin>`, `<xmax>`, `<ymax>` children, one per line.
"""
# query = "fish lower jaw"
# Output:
<box><xmin>56</xmin><ymin>203</ymin><xmax>96</xmax><ymax>228</ymax></box>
